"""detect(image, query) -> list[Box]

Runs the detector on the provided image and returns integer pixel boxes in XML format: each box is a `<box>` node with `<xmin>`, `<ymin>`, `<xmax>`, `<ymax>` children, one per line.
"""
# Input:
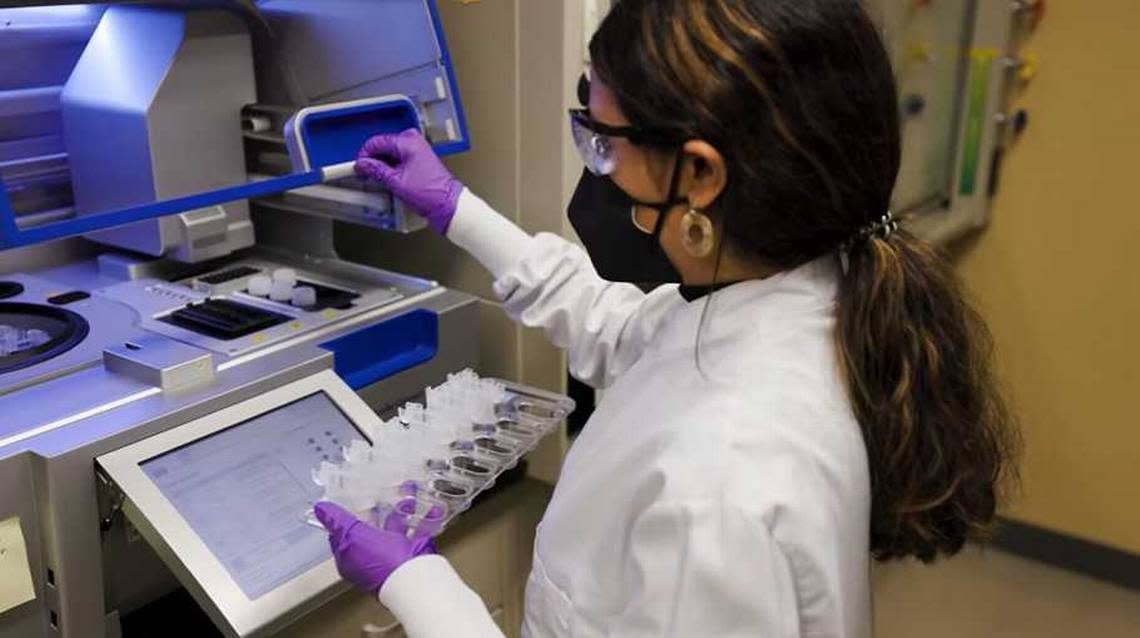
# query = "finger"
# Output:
<box><xmin>411</xmin><ymin>535</ymin><xmax>436</xmax><ymax>556</ymax></box>
<box><xmin>359</xmin><ymin>134</ymin><xmax>402</xmax><ymax>162</ymax></box>
<box><xmin>382</xmin><ymin>509</ymin><xmax>410</xmax><ymax>536</ymax></box>
<box><xmin>354</xmin><ymin>157</ymin><xmax>397</xmax><ymax>183</ymax></box>
<box><xmin>314</xmin><ymin>501</ymin><xmax>359</xmax><ymax>542</ymax></box>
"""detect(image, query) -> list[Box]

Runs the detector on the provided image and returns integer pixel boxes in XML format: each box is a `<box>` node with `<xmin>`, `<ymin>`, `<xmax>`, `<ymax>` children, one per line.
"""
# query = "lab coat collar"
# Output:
<box><xmin>656</xmin><ymin>255</ymin><xmax>841</xmax><ymax>355</ymax></box>
<box><xmin>675</xmin><ymin>254</ymin><xmax>840</xmax><ymax>312</ymax></box>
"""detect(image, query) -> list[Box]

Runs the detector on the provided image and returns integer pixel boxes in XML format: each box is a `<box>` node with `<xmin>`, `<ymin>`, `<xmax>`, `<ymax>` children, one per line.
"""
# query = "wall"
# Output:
<box><xmin>954</xmin><ymin>0</ymin><xmax>1140</xmax><ymax>554</ymax></box>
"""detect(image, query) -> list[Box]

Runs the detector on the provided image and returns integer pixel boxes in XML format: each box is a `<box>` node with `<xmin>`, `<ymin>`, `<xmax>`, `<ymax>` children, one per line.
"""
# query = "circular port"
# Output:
<box><xmin>0</xmin><ymin>303</ymin><xmax>90</xmax><ymax>375</ymax></box>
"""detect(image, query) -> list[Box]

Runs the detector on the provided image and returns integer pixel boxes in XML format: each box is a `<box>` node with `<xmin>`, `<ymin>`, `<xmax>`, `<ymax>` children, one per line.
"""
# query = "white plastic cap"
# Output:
<box><xmin>270</xmin><ymin>279</ymin><xmax>295</xmax><ymax>302</ymax></box>
<box><xmin>291</xmin><ymin>286</ymin><xmax>317</xmax><ymax>308</ymax></box>
<box><xmin>247</xmin><ymin>275</ymin><xmax>273</xmax><ymax>297</ymax></box>
<box><xmin>272</xmin><ymin>268</ymin><xmax>298</xmax><ymax>287</ymax></box>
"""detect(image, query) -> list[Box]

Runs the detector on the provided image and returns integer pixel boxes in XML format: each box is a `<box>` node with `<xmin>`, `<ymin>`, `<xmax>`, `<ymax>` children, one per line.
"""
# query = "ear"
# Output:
<box><xmin>681</xmin><ymin>140</ymin><xmax>727</xmax><ymax>211</ymax></box>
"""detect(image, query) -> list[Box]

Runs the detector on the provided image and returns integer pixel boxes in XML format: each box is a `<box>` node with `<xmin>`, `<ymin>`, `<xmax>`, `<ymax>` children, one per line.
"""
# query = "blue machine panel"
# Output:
<box><xmin>285</xmin><ymin>96</ymin><xmax>422</xmax><ymax>172</ymax></box>
<box><xmin>319</xmin><ymin>310</ymin><xmax>439</xmax><ymax>390</ymax></box>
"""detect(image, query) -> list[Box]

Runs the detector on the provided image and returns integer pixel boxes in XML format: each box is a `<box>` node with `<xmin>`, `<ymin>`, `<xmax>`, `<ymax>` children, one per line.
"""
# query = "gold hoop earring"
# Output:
<box><xmin>680</xmin><ymin>208</ymin><xmax>716</xmax><ymax>257</ymax></box>
<box><xmin>630</xmin><ymin>206</ymin><xmax>650</xmax><ymax>234</ymax></box>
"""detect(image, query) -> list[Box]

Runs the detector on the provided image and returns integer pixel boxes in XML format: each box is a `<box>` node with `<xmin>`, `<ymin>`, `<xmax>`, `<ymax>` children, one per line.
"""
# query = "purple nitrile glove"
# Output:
<box><xmin>355</xmin><ymin>129</ymin><xmax>464</xmax><ymax>235</ymax></box>
<box><xmin>314</xmin><ymin>501</ymin><xmax>437</xmax><ymax>595</ymax></box>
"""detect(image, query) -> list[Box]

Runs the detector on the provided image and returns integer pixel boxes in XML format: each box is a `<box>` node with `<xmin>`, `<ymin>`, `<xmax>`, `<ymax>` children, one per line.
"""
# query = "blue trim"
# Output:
<box><xmin>0</xmin><ymin>175</ymin><xmax>19</xmax><ymax>243</ymax></box>
<box><xmin>0</xmin><ymin>171</ymin><xmax>323</xmax><ymax>249</ymax></box>
<box><xmin>297</xmin><ymin>98</ymin><xmax>421</xmax><ymax>170</ymax></box>
<box><xmin>425</xmin><ymin>0</ymin><xmax>472</xmax><ymax>156</ymax></box>
<box><xmin>319</xmin><ymin>310</ymin><xmax>439</xmax><ymax>390</ymax></box>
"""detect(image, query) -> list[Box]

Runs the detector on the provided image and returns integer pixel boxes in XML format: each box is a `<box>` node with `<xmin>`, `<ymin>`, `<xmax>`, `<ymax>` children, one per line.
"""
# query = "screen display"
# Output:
<box><xmin>141</xmin><ymin>392</ymin><xmax>366</xmax><ymax>600</ymax></box>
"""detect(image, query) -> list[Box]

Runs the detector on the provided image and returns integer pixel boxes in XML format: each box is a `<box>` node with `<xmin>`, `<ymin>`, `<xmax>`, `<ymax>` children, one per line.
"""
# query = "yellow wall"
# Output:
<box><xmin>955</xmin><ymin>0</ymin><xmax>1140</xmax><ymax>553</ymax></box>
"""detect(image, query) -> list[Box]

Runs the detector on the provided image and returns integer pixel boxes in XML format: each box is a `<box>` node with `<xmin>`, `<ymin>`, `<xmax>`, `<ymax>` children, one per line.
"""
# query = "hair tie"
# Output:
<box><xmin>838</xmin><ymin>211</ymin><xmax>898</xmax><ymax>274</ymax></box>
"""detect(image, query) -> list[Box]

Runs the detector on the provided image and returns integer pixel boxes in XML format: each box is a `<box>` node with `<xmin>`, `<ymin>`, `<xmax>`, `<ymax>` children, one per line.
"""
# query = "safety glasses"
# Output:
<box><xmin>568</xmin><ymin>108</ymin><xmax>688</xmax><ymax>176</ymax></box>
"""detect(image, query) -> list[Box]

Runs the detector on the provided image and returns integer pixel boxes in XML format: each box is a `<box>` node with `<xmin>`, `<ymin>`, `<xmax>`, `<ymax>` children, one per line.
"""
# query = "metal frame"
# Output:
<box><xmin>96</xmin><ymin>369</ymin><xmax>382</xmax><ymax>638</ymax></box>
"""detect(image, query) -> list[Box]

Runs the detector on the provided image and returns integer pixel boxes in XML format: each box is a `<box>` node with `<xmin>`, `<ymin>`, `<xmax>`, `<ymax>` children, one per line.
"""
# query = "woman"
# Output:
<box><xmin>314</xmin><ymin>0</ymin><xmax>1019</xmax><ymax>635</ymax></box>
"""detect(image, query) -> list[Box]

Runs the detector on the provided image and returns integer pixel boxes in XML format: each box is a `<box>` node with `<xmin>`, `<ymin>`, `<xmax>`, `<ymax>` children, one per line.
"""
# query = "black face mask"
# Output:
<box><xmin>567</xmin><ymin>155</ymin><xmax>686</xmax><ymax>284</ymax></box>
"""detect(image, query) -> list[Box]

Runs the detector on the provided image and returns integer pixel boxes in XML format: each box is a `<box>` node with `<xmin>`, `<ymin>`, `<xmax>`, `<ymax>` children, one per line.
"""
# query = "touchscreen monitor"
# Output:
<box><xmin>140</xmin><ymin>393</ymin><xmax>365</xmax><ymax>600</ymax></box>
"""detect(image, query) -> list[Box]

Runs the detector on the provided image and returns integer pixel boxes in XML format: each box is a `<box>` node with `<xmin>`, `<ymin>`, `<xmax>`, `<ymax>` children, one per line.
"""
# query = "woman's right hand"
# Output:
<box><xmin>355</xmin><ymin>129</ymin><xmax>465</xmax><ymax>235</ymax></box>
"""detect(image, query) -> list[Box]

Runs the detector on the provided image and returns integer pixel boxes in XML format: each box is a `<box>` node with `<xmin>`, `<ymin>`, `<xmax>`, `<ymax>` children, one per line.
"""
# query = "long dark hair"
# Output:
<box><xmin>591</xmin><ymin>0</ymin><xmax>1019</xmax><ymax>562</ymax></box>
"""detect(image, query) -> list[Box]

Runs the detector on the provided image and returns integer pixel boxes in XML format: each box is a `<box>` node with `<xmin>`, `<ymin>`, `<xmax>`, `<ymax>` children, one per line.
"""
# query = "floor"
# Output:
<box><xmin>873</xmin><ymin>545</ymin><xmax>1140</xmax><ymax>637</ymax></box>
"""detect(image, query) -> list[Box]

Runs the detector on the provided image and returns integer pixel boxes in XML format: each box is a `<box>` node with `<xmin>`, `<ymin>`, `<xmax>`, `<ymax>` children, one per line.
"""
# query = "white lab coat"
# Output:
<box><xmin>378</xmin><ymin>190</ymin><xmax>872</xmax><ymax>637</ymax></box>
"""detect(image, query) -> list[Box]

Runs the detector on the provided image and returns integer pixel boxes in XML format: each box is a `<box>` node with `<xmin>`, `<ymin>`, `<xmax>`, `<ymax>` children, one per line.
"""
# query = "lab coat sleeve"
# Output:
<box><xmin>446</xmin><ymin>188</ymin><xmax>678</xmax><ymax>388</ymax></box>
<box><xmin>614</xmin><ymin>499</ymin><xmax>800</xmax><ymax>637</ymax></box>
<box><xmin>378</xmin><ymin>554</ymin><xmax>505</xmax><ymax>638</ymax></box>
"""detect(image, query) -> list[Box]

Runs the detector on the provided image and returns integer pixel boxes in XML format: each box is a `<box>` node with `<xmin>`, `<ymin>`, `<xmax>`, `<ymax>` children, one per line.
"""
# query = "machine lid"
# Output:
<box><xmin>255</xmin><ymin>0</ymin><xmax>469</xmax><ymax>155</ymax></box>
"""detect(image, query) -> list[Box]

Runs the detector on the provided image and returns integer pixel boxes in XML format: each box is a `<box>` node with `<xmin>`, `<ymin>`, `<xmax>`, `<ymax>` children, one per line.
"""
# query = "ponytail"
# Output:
<box><xmin>837</xmin><ymin>230</ymin><xmax>1020</xmax><ymax>562</ymax></box>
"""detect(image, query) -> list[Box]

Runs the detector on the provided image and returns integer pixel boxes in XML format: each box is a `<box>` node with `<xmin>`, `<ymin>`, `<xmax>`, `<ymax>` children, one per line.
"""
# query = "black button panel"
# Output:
<box><xmin>199</xmin><ymin>266</ymin><xmax>260</xmax><ymax>285</ymax></box>
<box><xmin>47</xmin><ymin>291</ymin><xmax>91</xmax><ymax>305</ymax></box>
<box><xmin>159</xmin><ymin>299</ymin><xmax>290</xmax><ymax>340</ymax></box>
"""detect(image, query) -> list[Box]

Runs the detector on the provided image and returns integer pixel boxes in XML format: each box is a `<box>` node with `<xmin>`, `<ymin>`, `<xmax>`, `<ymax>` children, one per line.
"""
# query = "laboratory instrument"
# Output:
<box><xmin>0</xmin><ymin>2</ymin><xmax>503</xmax><ymax>637</ymax></box>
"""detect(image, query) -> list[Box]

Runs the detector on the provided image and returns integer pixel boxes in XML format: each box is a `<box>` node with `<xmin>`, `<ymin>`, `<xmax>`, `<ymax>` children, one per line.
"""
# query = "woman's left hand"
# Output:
<box><xmin>314</xmin><ymin>501</ymin><xmax>437</xmax><ymax>595</ymax></box>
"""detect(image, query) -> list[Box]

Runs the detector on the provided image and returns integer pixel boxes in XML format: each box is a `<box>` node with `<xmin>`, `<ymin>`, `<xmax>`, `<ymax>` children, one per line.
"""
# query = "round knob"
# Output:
<box><xmin>247</xmin><ymin>275</ymin><xmax>272</xmax><ymax>297</ymax></box>
<box><xmin>270</xmin><ymin>280</ymin><xmax>295</xmax><ymax>302</ymax></box>
<box><xmin>272</xmin><ymin>268</ymin><xmax>297</xmax><ymax>287</ymax></box>
<box><xmin>903</xmin><ymin>94</ymin><xmax>927</xmax><ymax>117</ymax></box>
<box><xmin>291</xmin><ymin>286</ymin><xmax>317</xmax><ymax>308</ymax></box>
